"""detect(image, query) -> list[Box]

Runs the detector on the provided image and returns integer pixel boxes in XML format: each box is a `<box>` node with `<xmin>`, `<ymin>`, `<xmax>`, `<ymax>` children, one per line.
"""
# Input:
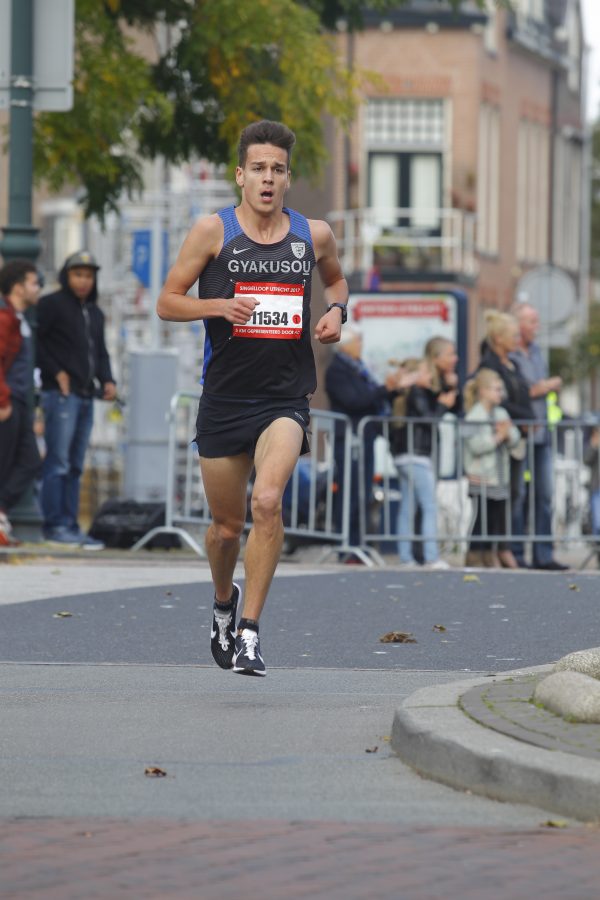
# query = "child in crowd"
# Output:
<box><xmin>390</xmin><ymin>357</ymin><xmax>453</xmax><ymax>569</ymax></box>
<box><xmin>463</xmin><ymin>368</ymin><xmax>521</xmax><ymax>568</ymax></box>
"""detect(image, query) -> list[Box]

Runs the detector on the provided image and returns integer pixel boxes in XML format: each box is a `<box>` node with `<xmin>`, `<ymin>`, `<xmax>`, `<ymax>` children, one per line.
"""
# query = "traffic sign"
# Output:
<box><xmin>0</xmin><ymin>0</ymin><xmax>74</xmax><ymax>112</ymax></box>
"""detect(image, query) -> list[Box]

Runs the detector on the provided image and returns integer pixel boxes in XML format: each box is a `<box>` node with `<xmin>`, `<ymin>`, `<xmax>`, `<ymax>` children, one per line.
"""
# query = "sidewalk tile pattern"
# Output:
<box><xmin>460</xmin><ymin>675</ymin><xmax>600</xmax><ymax>760</ymax></box>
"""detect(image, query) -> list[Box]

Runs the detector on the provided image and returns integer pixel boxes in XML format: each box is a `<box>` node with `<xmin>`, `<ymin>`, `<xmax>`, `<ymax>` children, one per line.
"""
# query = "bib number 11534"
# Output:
<box><xmin>233</xmin><ymin>282</ymin><xmax>303</xmax><ymax>340</ymax></box>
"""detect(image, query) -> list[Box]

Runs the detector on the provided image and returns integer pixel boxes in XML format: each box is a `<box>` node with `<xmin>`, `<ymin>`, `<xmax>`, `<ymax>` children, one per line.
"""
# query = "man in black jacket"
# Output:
<box><xmin>37</xmin><ymin>251</ymin><xmax>116</xmax><ymax>547</ymax></box>
<box><xmin>325</xmin><ymin>326</ymin><xmax>409</xmax><ymax>557</ymax></box>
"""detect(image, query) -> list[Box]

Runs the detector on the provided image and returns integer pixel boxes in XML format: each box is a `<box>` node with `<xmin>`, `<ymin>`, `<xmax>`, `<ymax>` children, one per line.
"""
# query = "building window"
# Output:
<box><xmin>368</xmin><ymin>152</ymin><xmax>442</xmax><ymax>233</ymax></box>
<box><xmin>365</xmin><ymin>98</ymin><xmax>445</xmax><ymax>150</ymax></box>
<box><xmin>516</xmin><ymin>119</ymin><xmax>549</xmax><ymax>264</ymax></box>
<box><xmin>553</xmin><ymin>135</ymin><xmax>581</xmax><ymax>271</ymax></box>
<box><xmin>476</xmin><ymin>103</ymin><xmax>500</xmax><ymax>255</ymax></box>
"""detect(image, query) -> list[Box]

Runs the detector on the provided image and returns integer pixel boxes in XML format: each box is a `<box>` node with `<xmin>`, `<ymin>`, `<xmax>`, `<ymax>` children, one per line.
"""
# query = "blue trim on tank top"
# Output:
<box><xmin>284</xmin><ymin>207</ymin><xmax>312</xmax><ymax>245</ymax></box>
<box><xmin>201</xmin><ymin>331</ymin><xmax>213</xmax><ymax>384</ymax></box>
<box><xmin>217</xmin><ymin>206</ymin><xmax>243</xmax><ymax>245</ymax></box>
<box><xmin>218</xmin><ymin>205</ymin><xmax>312</xmax><ymax>246</ymax></box>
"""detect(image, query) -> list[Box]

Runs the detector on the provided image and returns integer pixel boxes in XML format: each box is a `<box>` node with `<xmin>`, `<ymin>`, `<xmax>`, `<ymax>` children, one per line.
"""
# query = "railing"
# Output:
<box><xmin>327</xmin><ymin>207</ymin><xmax>477</xmax><ymax>279</ymax></box>
<box><xmin>130</xmin><ymin>392</ymin><xmax>382</xmax><ymax>566</ymax></box>
<box><xmin>130</xmin><ymin>399</ymin><xmax>599</xmax><ymax>570</ymax></box>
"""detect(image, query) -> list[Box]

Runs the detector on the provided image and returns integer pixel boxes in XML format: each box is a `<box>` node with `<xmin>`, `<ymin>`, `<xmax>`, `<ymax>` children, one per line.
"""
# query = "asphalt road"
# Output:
<box><xmin>0</xmin><ymin>569</ymin><xmax>596</xmax><ymax>671</ymax></box>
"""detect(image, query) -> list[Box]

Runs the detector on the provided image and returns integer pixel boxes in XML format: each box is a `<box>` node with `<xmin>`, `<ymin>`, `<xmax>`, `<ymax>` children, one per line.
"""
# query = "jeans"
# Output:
<box><xmin>511</xmin><ymin>441</ymin><xmax>554</xmax><ymax>566</ymax></box>
<box><xmin>396</xmin><ymin>459</ymin><xmax>438</xmax><ymax>563</ymax></box>
<box><xmin>40</xmin><ymin>390</ymin><xmax>94</xmax><ymax>532</ymax></box>
<box><xmin>590</xmin><ymin>490</ymin><xmax>600</xmax><ymax>537</ymax></box>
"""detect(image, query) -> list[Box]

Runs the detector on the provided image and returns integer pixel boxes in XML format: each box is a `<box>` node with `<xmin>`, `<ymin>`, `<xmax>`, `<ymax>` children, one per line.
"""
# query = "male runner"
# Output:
<box><xmin>157</xmin><ymin>120</ymin><xmax>348</xmax><ymax>676</ymax></box>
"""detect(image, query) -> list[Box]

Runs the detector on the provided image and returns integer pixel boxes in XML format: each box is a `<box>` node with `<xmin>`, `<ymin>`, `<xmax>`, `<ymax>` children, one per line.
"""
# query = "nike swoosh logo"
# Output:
<box><xmin>232</xmin><ymin>247</ymin><xmax>250</xmax><ymax>255</ymax></box>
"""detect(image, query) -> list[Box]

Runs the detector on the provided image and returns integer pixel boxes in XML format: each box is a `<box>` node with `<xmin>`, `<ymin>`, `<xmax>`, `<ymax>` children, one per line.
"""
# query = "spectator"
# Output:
<box><xmin>510</xmin><ymin>303</ymin><xmax>568</xmax><ymax>570</ymax></box>
<box><xmin>390</xmin><ymin>357</ymin><xmax>454</xmax><ymax>569</ymax></box>
<box><xmin>584</xmin><ymin>423</ymin><xmax>600</xmax><ymax>553</ymax></box>
<box><xmin>425</xmin><ymin>335</ymin><xmax>462</xmax><ymax>481</ymax></box>
<box><xmin>0</xmin><ymin>259</ymin><xmax>43</xmax><ymax>546</ymax></box>
<box><xmin>463</xmin><ymin>369</ymin><xmax>521</xmax><ymax>568</ymax></box>
<box><xmin>36</xmin><ymin>251</ymin><xmax>116</xmax><ymax>548</ymax></box>
<box><xmin>325</xmin><ymin>325</ymin><xmax>411</xmax><ymax>558</ymax></box>
<box><xmin>477</xmin><ymin>310</ymin><xmax>535</xmax><ymax>564</ymax></box>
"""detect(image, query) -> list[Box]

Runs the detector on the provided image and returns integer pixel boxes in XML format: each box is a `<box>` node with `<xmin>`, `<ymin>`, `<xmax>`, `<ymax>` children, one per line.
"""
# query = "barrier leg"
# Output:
<box><xmin>130</xmin><ymin>526</ymin><xmax>206</xmax><ymax>557</ymax></box>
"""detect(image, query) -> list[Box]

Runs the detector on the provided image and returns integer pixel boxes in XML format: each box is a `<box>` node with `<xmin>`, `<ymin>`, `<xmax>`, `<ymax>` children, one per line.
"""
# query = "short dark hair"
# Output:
<box><xmin>0</xmin><ymin>259</ymin><xmax>37</xmax><ymax>297</ymax></box>
<box><xmin>237</xmin><ymin>120</ymin><xmax>296</xmax><ymax>168</ymax></box>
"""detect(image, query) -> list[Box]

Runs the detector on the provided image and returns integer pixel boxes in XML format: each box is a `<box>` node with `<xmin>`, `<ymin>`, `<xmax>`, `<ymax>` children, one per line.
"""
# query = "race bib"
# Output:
<box><xmin>233</xmin><ymin>282</ymin><xmax>304</xmax><ymax>340</ymax></box>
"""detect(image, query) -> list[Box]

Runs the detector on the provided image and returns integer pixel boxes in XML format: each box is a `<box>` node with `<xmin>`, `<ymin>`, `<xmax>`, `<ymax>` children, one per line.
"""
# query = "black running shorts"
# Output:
<box><xmin>195</xmin><ymin>393</ymin><xmax>311</xmax><ymax>459</ymax></box>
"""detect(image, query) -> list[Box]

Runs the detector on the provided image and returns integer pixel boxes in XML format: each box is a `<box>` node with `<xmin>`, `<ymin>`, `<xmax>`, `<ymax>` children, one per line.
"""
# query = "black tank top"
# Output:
<box><xmin>198</xmin><ymin>206</ymin><xmax>317</xmax><ymax>398</ymax></box>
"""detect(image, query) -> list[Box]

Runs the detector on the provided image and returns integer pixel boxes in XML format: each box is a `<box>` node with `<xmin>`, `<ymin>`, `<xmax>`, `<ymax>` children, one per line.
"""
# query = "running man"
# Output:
<box><xmin>157</xmin><ymin>120</ymin><xmax>348</xmax><ymax>676</ymax></box>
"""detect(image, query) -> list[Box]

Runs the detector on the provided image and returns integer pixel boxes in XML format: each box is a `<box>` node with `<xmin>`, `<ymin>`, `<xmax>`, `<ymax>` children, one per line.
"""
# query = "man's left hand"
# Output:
<box><xmin>314</xmin><ymin>309</ymin><xmax>342</xmax><ymax>344</ymax></box>
<box><xmin>103</xmin><ymin>382</ymin><xmax>117</xmax><ymax>401</ymax></box>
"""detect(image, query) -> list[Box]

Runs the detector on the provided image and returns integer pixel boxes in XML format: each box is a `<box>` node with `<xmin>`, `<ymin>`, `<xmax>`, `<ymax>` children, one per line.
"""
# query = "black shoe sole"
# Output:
<box><xmin>232</xmin><ymin>667</ymin><xmax>266</xmax><ymax>677</ymax></box>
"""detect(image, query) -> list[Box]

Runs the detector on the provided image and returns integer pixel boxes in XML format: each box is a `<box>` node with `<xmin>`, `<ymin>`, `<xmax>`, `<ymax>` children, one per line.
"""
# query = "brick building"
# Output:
<box><xmin>289</xmin><ymin>0</ymin><xmax>588</xmax><ymax>377</ymax></box>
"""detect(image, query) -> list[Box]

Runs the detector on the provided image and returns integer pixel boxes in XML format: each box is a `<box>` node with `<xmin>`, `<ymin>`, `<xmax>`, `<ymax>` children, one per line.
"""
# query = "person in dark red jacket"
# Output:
<box><xmin>36</xmin><ymin>251</ymin><xmax>116</xmax><ymax>548</ymax></box>
<box><xmin>0</xmin><ymin>259</ymin><xmax>43</xmax><ymax>546</ymax></box>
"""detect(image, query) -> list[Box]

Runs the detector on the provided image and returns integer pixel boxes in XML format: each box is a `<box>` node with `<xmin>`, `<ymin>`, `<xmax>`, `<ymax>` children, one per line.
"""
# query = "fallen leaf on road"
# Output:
<box><xmin>379</xmin><ymin>631</ymin><xmax>417</xmax><ymax>643</ymax></box>
<box><xmin>568</xmin><ymin>584</ymin><xmax>580</xmax><ymax>592</ymax></box>
<box><xmin>432</xmin><ymin>624</ymin><xmax>447</xmax><ymax>632</ymax></box>
<box><xmin>365</xmin><ymin>746</ymin><xmax>378</xmax><ymax>753</ymax></box>
<box><xmin>463</xmin><ymin>574</ymin><xmax>480</xmax><ymax>583</ymax></box>
<box><xmin>53</xmin><ymin>611</ymin><xmax>72</xmax><ymax>618</ymax></box>
<box><xmin>543</xmin><ymin>819</ymin><xmax>569</xmax><ymax>828</ymax></box>
<box><xmin>144</xmin><ymin>766</ymin><xmax>167</xmax><ymax>777</ymax></box>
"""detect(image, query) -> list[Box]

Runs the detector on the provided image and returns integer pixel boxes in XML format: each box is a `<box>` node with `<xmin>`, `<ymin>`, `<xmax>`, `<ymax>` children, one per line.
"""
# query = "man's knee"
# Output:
<box><xmin>251</xmin><ymin>487</ymin><xmax>282</xmax><ymax>524</ymax></box>
<box><xmin>210</xmin><ymin>517</ymin><xmax>245</xmax><ymax>545</ymax></box>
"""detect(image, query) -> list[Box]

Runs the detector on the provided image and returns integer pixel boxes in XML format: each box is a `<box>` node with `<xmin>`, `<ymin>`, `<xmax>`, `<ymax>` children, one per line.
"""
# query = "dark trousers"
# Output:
<box><xmin>511</xmin><ymin>442</ymin><xmax>554</xmax><ymax>566</ymax></box>
<box><xmin>468</xmin><ymin>495</ymin><xmax>509</xmax><ymax>552</ymax></box>
<box><xmin>333</xmin><ymin>432</ymin><xmax>375</xmax><ymax>548</ymax></box>
<box><xmin>0</xmin><ymin>398</ymin><xmax>42</xmax><ymax>513</ymax></box>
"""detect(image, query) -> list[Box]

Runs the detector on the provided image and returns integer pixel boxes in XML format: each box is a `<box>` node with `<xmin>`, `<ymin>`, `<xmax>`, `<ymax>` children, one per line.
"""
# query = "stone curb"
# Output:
<box><xmin>391</xmin><ymin>668</ymin><xmax>600</xmax><ymax>822</ymax></box>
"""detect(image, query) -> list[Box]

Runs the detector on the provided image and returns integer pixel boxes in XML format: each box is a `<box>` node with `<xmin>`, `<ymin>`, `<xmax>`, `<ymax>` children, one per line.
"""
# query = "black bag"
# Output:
<box><xmin>89</xmin><ymin>499</ymin><xmax>181</xmax><ymax>549</ymax></box>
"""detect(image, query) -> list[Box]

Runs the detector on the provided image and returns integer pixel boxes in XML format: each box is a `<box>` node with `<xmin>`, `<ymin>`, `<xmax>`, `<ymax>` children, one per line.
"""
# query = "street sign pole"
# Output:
<box><xmin>0</xmin><ymin>0</ymin><xmax>43</xmax><ymax>539</ymax></box>
<box><xmin>0</xmin><ymin>0</ymin><xmax>42</xmax><ymax>264</ymax></box>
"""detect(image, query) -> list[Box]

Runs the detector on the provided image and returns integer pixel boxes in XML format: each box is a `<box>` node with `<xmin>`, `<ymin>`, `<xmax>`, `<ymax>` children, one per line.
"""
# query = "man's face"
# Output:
<box><xmin>68</xmin><ymin>266</ymin><xmax>96</xmax><ymax>301</ymax></box>
<box><xmin>22</xmin><ymin>271</ymin><xmax>41</xmax><ymax>308</ymax></box>
<box><xmin>519</xmin><ymin>308</ymin><xmax>539</xmax><ymax>345</ymax></box>
<box><xmin>235</xmin><ymin>143</ymin><xmax>290</xmax><ymax>213</ymax></box>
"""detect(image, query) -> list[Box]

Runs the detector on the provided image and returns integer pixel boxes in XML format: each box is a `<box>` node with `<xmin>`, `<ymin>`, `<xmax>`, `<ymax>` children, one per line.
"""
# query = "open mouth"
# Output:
<box><xmin>260</xmin><ymin>190</ymin><xmax>274</xmax><ymax>201</ymax></box>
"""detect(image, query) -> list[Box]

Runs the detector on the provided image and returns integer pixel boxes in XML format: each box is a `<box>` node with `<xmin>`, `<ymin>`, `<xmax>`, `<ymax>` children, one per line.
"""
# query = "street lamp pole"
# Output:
<box><xmin>0</xmin><ymin>0</ymin><xmax>43</xmax><ymax>538</ymax></box>
<box><xmin>0</xmin><ymin>0</ymin><xmax>42</xmax><ymax>264</ymax></box>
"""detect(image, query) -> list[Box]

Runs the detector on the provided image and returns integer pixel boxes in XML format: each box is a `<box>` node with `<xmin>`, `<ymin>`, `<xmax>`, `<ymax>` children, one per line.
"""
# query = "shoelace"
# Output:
<box><xmin>214</xmin><ymin>610</ymin><xmax>233</xmax><ymax>651</ymax></box>
<box><xmin>239</xmin><ymin>629</ymin><xmax>258</xmax><ymax>660</ymax></box>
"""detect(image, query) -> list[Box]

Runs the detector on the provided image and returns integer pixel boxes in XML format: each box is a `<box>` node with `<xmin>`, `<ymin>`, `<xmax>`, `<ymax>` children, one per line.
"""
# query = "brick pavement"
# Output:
<box><xmin>2</xmin><ymin>818</ymin><xmax>600</xmax><ymax>899</ymax></box>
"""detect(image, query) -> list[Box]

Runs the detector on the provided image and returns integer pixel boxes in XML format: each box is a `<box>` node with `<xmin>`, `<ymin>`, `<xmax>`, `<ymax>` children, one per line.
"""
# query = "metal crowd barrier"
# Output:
<box><xmin>131</xmin><ymin>392</ymin><xmax>383</xmax><ymax>564</ymax></box>
<box><xmin>132</xmin><ymin>396</ymin><xmax>599</xmax><ymax>569</ymax></box>
<box><xmin>357</xmin><ymin>414</ymin><xmax>596</xmax><ymax>566</ymax></box>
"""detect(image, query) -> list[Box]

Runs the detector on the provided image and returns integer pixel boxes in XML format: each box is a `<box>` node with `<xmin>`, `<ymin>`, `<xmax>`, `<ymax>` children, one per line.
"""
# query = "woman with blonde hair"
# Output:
<box><xmin>390</xmin><ymin>357</ymin><xmax>455</xmax><ymax>569</ymax></box>
<box><xmin>463</xmin><ymin>368</ymin><xmax>521</xmax><ymax>568</ymax></box>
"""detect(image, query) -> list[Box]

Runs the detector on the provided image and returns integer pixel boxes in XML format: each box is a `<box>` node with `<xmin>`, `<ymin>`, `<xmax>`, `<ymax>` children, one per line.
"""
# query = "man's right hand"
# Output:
<box><xmin>56</xmin><ymin>371</ymin><xmax>70</xmax><ymax>396</ymax></box>
<box><xmin>222</xmin><ymin>296</ymin><xmax>259</xmax><ymax>325</ymax></box>
<box><xmin>0</xmin><ymin>404</ymin><xmax>13</xmax><ymax>422</ymax></box>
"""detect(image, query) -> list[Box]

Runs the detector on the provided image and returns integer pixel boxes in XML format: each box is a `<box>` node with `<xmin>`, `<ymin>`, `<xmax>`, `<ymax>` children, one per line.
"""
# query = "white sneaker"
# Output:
<box><xmin>397</xmin><ymin>560</ymin><xmax>420</xmax><ymax>569</ymax></box>
<box><xmin>426</xmin><ymin>559</ymin><xmax>451</xmax><ymax>571</ymax></box>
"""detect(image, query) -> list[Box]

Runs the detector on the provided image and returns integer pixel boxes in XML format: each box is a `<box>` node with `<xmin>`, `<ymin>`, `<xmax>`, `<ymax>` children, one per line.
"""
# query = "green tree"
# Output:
<box><xmin>33</xmin><ymin>0</ymin><xmax>485</xmax><ymax>220</ymax></box>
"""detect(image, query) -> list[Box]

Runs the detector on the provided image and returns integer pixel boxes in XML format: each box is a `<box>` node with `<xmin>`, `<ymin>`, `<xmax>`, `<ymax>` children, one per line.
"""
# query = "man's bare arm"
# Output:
<box><xmin>310</xmin><ymin>219</ymin><xmax>349</xmax><ymax>345</ymax></box>
<box><xmin>156</xmin><ymin>215</ymin><xmax>258</xmax><ymax>324</ymax></box>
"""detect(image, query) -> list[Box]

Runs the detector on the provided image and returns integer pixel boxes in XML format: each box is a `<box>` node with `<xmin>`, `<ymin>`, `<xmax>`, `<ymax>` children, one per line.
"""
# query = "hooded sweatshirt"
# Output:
<box><xmin>36</xmin><ymin>262</ymin><xmax>114</xmax><ymax>396</ymax></box>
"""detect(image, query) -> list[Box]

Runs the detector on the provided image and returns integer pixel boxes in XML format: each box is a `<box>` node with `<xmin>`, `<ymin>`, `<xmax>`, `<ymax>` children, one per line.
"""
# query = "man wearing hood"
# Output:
<box><xmin>36</xmin><ymin>251</ymin><xmax>116</xmax><ymax>547</ymax></box>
